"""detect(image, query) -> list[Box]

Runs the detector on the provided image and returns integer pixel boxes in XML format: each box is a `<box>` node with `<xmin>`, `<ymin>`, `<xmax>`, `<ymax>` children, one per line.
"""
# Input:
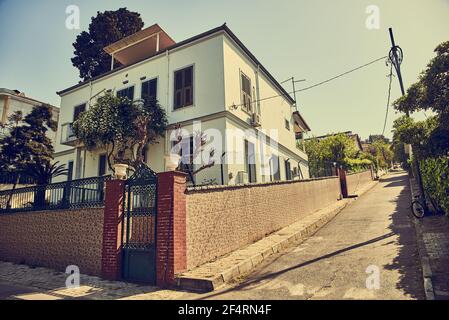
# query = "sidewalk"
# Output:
<box><xmin>409</xmin><ymin>176</ymin><xmax>449</xmax><ymax>300</ymax></box>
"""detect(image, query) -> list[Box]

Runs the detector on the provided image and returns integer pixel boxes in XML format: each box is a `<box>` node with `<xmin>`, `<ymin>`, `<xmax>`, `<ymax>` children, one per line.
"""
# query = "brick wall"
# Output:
<box><xmin>346</xmin><ymin>170</ymin><xmax>374</xmax><ymax>196</ymax></box>
<box><xmin>0</xmin><ymin>208</ymin><xmax>103</xmax><ymax>276</ymax></box>
<box><xmin>185</xmin><ymin>177</ymin><xmax>341</xmax><ymax>269</ymax></box>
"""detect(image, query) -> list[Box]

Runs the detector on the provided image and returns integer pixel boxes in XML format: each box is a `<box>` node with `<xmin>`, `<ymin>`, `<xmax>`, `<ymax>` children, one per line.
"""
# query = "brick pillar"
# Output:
<box><xmin>156</xmin><ymin>171</ymin><xmax>187</xmax><ymax>287</ymax></box>
<box><xmin>101</xmin><ymin>179</ymin><xmax>125</xmax><ymax>281</ymax></box>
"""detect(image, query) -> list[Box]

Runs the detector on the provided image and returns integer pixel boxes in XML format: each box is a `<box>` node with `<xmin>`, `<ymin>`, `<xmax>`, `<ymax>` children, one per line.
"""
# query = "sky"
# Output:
<box><xmin>0</xmin><ymin>0</ymin><xmax>448</xmax><ymax>140</ymax></box>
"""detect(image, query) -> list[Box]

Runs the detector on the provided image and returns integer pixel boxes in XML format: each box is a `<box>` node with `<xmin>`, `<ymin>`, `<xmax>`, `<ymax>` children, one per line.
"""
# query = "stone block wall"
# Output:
<box><xmin>0</xmin><ymin>208</ymin><xmax>104</xmax><ymax>276</ymax></box>
<box><xmin>346</xmin><ymin>170</ymin><xmax>374</xmax><ymax>196</ymax></box>
<box><xmin>185</xmin><ymin>177</ymin><xmax>341</xmax><ymax>269</ymax></box>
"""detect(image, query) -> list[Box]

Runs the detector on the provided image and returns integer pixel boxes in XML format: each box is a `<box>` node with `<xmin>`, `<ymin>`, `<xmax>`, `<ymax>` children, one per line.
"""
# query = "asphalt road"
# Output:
<box><xmin>199</xmin><ymin>172</ymin><xmax>425</xmax><ymax>300</ymax></box>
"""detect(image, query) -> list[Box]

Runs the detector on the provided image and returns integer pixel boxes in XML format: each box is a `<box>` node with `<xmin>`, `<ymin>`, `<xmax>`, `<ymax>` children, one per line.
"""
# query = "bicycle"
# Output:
<box><xmin>411</xmin><ymin>194</ymin><xmax>427</xmax><ymax>219</ymax></box>
<box><xmin>411</xmin><ymin>193</ymin><xmax>442</xmax><ymax>219</ymax></box>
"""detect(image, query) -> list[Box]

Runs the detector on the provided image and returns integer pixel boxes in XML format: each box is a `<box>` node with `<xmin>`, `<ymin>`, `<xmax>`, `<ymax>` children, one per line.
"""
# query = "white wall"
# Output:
<box><xmin>56</xmin><ymin>33</ymin><xmax>226</xmax><ymax>154</ymax></box>
<box><xmin>54</xmin><ymin>30</ymin><xmax>309</xmax><ymax>183</ymax></box>
<box><xmin>222</xmin><ymin>35</ymin><xmax>308</xmax><ymax>162</ymax></box>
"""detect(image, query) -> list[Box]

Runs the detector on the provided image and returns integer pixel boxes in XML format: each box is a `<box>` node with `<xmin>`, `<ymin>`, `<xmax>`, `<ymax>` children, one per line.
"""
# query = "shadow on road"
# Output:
<box><xmin>384</xmin><ymin>173</ymin><xmax>425</xmax><ymax>299</ymax></box>
<box><xmin>199</xmin><ymin>233</ymin><xmax>396</xmax><ymax>300</ymax></box>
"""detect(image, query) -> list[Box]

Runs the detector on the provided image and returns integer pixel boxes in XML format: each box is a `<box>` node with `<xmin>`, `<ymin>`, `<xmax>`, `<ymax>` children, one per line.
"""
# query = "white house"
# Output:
<box><xmin>54</xmin><ymin>23</ymin><xmax>311</xmax><ymax>185</ymax></box>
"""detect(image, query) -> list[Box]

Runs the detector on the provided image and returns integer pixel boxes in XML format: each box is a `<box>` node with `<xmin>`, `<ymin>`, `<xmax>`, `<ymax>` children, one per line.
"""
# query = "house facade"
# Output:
<box><xmin>54</xmin><ymin>24</ymin><xmax>310</xmax><ymax>185</ymax></box>
<box><xmin>0</xmin><ymin>88</ymin><xmax>59</xmax><ymax>140</ymax></box>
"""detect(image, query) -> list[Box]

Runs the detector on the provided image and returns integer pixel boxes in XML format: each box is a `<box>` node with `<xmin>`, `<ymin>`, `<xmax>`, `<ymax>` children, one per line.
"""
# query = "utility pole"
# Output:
<box><xmin>388</xmin><ymin>28</ymin><xmax>406</xmax><ymax>99</ymax></box>
<box><xmin>388</xmin><ymin>27</ymin><xmax>426</xmax><ymax>206</ymax></box>
<box><xmin>281</xmin><ymin>77</ymin><xmax>306</xmax><ymax>111</ymax></box>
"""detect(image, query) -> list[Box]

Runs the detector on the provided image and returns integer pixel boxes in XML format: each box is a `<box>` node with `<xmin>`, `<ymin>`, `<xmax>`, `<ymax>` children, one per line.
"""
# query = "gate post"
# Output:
<box><xmin>338</xmin><ymin>167</ymin><xmax>349</xmax><ymax>199</ymax></box>
<box><xmin>101</xmin><ymin>179</ymin><xmax>125</xmax><ymax>281</ymax></box>
<box><xmin>156</xmin><ymin>171</ymin><xmax>187</xmax><ymax>287</ymax></box>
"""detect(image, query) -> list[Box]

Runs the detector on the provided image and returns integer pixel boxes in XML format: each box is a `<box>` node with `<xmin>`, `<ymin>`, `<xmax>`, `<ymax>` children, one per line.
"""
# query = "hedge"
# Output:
<box><xmin>420</xmin><ymin>156</ymin><xmax>449</xmax><ymax>215</ymax></box>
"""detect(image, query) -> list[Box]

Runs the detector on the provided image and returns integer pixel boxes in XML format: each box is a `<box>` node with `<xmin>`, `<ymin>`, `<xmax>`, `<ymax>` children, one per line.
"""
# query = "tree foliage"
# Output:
<box><xmin>305</xmin><ymin>133</ymin><xmax>372</xmax><ymax>176</ymax></box>
<box><xmin>394</xmin><ymin>41</ymin><xmax>449</xmax><ymax>124</ymax></box>
<box><xmin>72</xmin><ymin>92</ymin><xmax>168</xmax><ymax>172</ymax></box>
<box><xmin>0</xmin><ymin>105</ymin><xmax>64</xmax><ymax>184</ymax></box>
<box><xmin>71</xmin><ymin>8</ymin><xmax>144</xmax><ymax>80</ymax></box>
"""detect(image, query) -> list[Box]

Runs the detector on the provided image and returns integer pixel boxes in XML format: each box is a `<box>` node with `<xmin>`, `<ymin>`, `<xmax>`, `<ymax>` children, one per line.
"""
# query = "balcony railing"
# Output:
<box><xmin>60</xmin><ymin>122</ymin><xmax>78</xmax><ymax>146</ymax></box>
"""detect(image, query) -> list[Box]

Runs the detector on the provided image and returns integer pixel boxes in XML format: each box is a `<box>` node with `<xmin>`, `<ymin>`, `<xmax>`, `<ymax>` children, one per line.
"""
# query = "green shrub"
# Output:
<box><xmin>420</xmin><ymin>156</ymin><xmax>449</xmax><ymax>215</ymax></box>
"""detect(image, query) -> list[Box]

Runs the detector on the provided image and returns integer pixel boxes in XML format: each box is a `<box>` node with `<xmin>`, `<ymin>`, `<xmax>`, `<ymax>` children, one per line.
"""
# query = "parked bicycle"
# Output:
<box><xmin>411</xmin><ymin>192</ymin><xmax>442</xmax><ymax>219</ymax></box>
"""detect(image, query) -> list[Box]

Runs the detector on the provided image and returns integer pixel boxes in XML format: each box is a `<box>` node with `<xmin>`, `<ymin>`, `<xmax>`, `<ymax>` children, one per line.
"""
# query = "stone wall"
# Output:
<box><xmin>346</xmin><ymin>170</ymin><xmax>373</xmax><ymax>196</ymax></box>
<box><xmin>0</xmin><ymin>208</ymin><xmax>104</xmax><ymax>276</ymax></box>
<box><xmin>185</xmin><ymin>177</ymin><xmax>341</xmax><ymax>269</ymax></box>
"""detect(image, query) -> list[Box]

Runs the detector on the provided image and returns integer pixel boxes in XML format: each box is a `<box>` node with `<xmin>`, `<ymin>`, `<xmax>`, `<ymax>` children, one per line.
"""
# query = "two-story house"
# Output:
<box><xmin>54</xmin><ymin>23</ymin><xmax>310</xmax><ymax>185</ymax></box>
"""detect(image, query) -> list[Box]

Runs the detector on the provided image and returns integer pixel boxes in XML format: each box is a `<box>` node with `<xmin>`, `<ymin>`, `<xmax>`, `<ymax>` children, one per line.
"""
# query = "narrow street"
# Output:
<box><xmin>199</xmin><ymin>172</ymin><xmax>425</xmax><ymax>300</ymax></box>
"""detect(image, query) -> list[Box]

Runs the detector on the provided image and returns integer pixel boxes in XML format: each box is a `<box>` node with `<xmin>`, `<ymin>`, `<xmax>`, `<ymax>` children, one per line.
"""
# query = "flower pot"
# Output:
<box><xmin>165</xmin><ymin>154</ymin><xmax>181</xmax><ymax>171</ymax></box>
<box><xmin>114</xmin><ymin>163</ymin><xmax>129</xmax><ymax>180</ymax></box>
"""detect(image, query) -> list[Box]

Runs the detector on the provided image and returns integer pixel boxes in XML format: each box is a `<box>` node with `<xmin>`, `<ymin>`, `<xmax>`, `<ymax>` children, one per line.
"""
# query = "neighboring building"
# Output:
<box><xmin>0</xmin><ymin>88</ymin><xmax>59</xmax><ymax>140</ymax></box>
<box><xmin>54</xmin><ymin>23</ymin><xmax>311</xmax><ymax>185</ymax></box>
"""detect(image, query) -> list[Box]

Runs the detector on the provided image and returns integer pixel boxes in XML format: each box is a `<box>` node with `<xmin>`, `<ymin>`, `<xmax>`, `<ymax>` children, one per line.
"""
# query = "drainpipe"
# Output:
<box><xmin>256</xmin><ymin>65</ymin><xmax>261</xmax><ymax>114</ymax></box>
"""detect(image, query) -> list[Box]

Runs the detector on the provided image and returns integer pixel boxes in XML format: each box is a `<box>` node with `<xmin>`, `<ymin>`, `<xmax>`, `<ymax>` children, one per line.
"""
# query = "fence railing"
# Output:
<box><xmin>0</xmin><ymin>173</ymin><xmax>36</xmax><ymax>185</ymax></box>
<box><xmin>0</xmin><ymin>175</ymin><xmax>111</xmax><ymax>214</ymax></box>
<box><xmin>309</xmin><ymin>162</ymin><xmax>338</xmax><ymax>179</ymax></box>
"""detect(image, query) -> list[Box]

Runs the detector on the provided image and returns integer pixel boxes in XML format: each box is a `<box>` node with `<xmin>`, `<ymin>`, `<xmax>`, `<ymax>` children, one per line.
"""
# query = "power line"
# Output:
<box><xmin>228</xmin><ymin>55</ymin><xmax>388</xmax><ymax>110</ymax></box>
<box><xmin>296</xmin><ymin>56</ymin><xmax>388</xmax><ymax>93</ymax></box>
<box><xmin>382</xmin><ymin>64</ymin><xmax>394</xmax><ymax>136</ymax></box>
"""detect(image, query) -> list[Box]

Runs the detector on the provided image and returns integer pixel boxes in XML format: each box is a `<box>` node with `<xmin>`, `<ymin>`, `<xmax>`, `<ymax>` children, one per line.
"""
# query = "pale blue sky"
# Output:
<box><xmin>1</xmin><ymin>0</ymin><xmax>448</xmax><ymax>139</ymax></box>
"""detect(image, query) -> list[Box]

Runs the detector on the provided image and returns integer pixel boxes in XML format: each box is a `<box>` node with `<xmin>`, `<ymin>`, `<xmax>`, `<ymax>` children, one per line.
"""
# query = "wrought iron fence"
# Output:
<box><xmin>309</xmin><ymin>161</ymin><xmax>338</xmax><ymax>179</ymax></box>
<box><xmin>0</xmin><ymin>172</ymin><xmax>36</xmax><ymax>185</ymax></box>
<box><xmin>0</xmin><ymin>175</ymin><xmax>111</xmax><ymax>214</ymax></box>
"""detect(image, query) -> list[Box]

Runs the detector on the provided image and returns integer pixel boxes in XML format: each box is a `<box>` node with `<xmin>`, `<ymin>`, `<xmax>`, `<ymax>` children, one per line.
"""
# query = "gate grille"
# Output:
<box><xmin>121</xmin><ymin>164</ymin><xmax>158</xmax><ymax>284</ymax></box>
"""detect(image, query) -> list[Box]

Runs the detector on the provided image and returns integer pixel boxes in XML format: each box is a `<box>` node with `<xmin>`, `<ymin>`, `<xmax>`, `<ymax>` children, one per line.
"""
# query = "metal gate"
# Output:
<box><xmin>121</xmin><ymin>164</ymin><xmax>158</xmax><ymax>284</ymax></box>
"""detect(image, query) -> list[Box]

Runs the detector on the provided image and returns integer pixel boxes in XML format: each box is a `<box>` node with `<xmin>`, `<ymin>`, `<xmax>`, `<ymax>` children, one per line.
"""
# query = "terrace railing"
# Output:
<box><xmin>0</xmin><ymin>175</ymin><xmax>111</xmax><ymax>214</ymax></box>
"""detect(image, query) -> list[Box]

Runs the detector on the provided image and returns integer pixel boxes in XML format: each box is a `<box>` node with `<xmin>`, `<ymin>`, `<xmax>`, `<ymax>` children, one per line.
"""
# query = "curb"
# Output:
<box><xmin>176</xmin><ymin>180</ymin><xmax>379</xmax><ymax>292</ymax></box>
<box><xmin>408</xmin><ymin>176</ymin><xmax>436</xmax><ymax>300</ymax></box>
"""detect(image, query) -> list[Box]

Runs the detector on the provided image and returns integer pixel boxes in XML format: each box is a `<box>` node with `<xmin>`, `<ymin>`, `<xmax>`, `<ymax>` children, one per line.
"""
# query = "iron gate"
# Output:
<box><xmin>121</xmin><ymin>164</ymin><xmax>158</xmax><ymax>284</ymax></box>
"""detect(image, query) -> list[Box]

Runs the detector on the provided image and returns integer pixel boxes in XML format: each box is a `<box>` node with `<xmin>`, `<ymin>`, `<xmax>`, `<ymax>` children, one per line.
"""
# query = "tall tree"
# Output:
<box><xmin>0</xmin><ymin>105</ymin><xmax>65</xmax><ymax>208</ymax></box>
<box><xmin>71</xmin><ymin>8</ymin><xmax>144</xmax><ymax>80</ymax></box>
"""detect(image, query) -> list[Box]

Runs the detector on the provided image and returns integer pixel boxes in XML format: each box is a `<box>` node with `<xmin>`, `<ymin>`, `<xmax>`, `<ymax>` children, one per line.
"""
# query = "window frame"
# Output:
<box><xmin>73</xmin><ymin>103</ymin><xmax>87</xmax><ymax>122</ymax></box>
<box><xmin>98</xmin><ymin>154</ymin><xmax>108</xmax><ymax>177</ymax></box>
<box><xmin>240</xmin><ymin>71</ymin><xmax>253</xmax><ymax>114</ymax></box>
<box><xmin>141</xmin><ymin>77</ymin><xmax>158</xmax><ymax>104</ymax></box>
<box><xmin>244</xmin><ymin>140</ymin><xmax>257</xmax><ymax>183</ymax></box>
<box><xmin>116</xmin><ymin>85</ymin><xmax>135</xmax><ymax>101</ymax></box>
<box><xmin>173</xmin><ymin>64</ymin><xmax>195</xmax><ymax>111</ymax></box>
<box><xmin>285</xmin><ymin>119</ymin><xmax>291</xmax><ymax>131</ymax></box>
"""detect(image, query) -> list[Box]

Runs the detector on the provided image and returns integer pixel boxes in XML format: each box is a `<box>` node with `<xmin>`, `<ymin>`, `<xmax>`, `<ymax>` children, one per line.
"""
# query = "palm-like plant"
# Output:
<box><xmin>26</xmin><ymin>161</ymin><xmax>68</xmax><ymax>185</ymax></box>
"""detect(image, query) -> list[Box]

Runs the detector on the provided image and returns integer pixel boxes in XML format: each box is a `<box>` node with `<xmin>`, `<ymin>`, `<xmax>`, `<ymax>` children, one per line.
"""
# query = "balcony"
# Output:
<box><xmin>60</xmin><ymin>122</ymin><xmax>78</xmax><ymax>146</ymax></box>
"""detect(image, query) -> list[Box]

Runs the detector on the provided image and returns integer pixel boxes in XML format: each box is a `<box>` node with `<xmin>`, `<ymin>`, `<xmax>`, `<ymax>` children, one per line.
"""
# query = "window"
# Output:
<box><xmin>174</xmin><ymin>66</ymin><xmax>194</xmax><ymax>109</ymax></box>
<box><xmin>67</xmin><ymin>161</ymin><xmax>74</xmax><ymax>181</ymax></box>
<box><xmin>285</xmin><ymin>160</ymin><xmax>292</xmax><ymax>180</ymax></box>
<box><xmin>117</xmin><ymin>86</ymin><xmax>135</xmax><ymax>101</ymax></box>
<box><xmin>241</xmin><ymin>73</ymin><xmax>252</xmax><ymax>113</ymax></box>
<box><xmin>245</xmin><ymin>140</ymin><xmax>257</xmax><ymax>183</ymax></box>
<box><xmin>141</xmin><ymin>78</ymin><xmax>157</xmax><ymax>104</ymax></box>
<box><xmin>270</xmin><ymin>155</ymin><xmax>281</xmax><ymax>181</ymax></box>
<box><xmin>73</xmin><ymin>103</ymin><xmax>86</xmax><ymax>122</ymax></box>
<box><xmin>98</xmin><ymin>154</ymin><xmax>107</xmax><ymax>176</ymax></box>
<box><xmin>285</xmin><ymin>119</ymin><xmax>291</xmax><ymax>131</ymax></box>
